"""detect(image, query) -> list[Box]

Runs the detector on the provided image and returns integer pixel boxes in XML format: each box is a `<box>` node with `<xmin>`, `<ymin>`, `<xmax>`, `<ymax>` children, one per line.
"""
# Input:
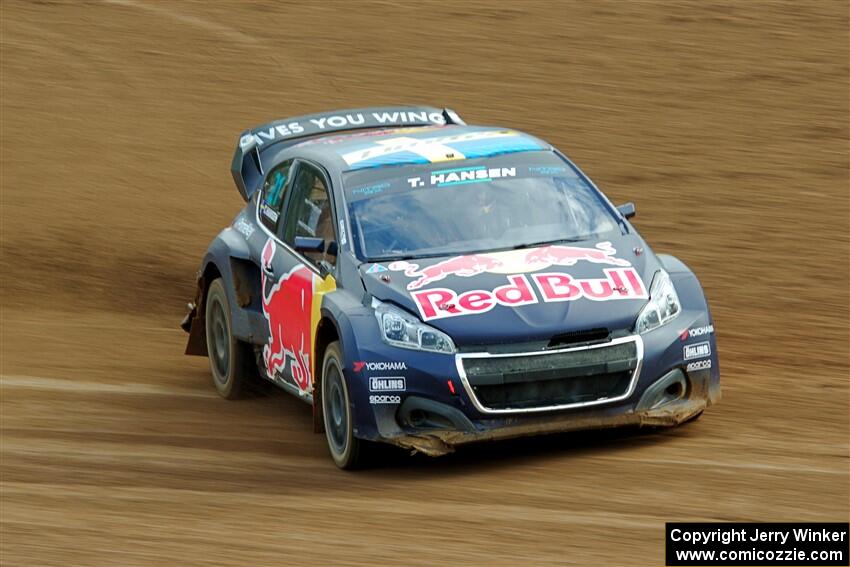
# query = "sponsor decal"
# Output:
<box><xmin>369</xmin><ymin>394</ymin><xmax>401</xmax><ymax>405</ymax></box>
<box><xmin>386</xmin><ymin>243</ymin><xmax>643</xmax><ymax>320</ymax></box>
<box><xmin>242</xmin><ymin>122</ymin><xmax>305</xmax><ymax>149</ymax></box>
<box><xmin>684</xmin><ymin>341</ymin><xmax>711</xmax><ymax>360</ymax></box>
<box><xmin>679</xmin><ymin>324</ymin><xmax>715</xmax><ymax>341</ymax></box>
<box><xmin>406</xmin><ymin>166</ymin><xmax>516</xmax><ymax>189</ymax></box>
<box><xmin>260</xmin><ymin>205</ymin><xmax>279</xmax><ymax>222</ymax></box>
<box><xmin>389</xmin><ymin>242</ymin><xmax>631</xmax><ymax>291</ymax></box>
<box><xmin>240</xmin><ymin>110</ymin><xmax>447</xmax><ymax>149</ymax></box>
<box><xmin>686</xmin><ymin>359</ymin><xmax>712</xmax><ymax>372</ymax></box>
<box><xmin>342</xmin><ymin>129</ymin><xmax>521</xmax><ymax>166</ymax></box>
<box><xmin>353</xmin><ymin>361</ymin><xmax>408</xmax><ymax>372</ymax></box>
<box><xmin>411</xmin><ymin>268</ymin><xmax>648</xmax><ymax>321</ymax></box>
<box><xmin>390</xmin><ymin>254</ymin><xmax>503</xmax><ymax>290</ymax></box>
<box><xmin>366</xmin><ymin>264</ymin><xmax>388</xmax><ymax>274</ymax></box>
<box><xmin>351</xmin><ymin>182</ymin><xmax>390</xmax><ymax>197</ymax></box>
<box><xmin>528</xmin><ymin>165</ymin><xmax>567</xmax><ymax>175</ymax></box>
<box><xmin>524</xmin><ymin>242</ymin><xmax>631</xmax><ymax>268</ymax></box>
<box><xmin>369</xmin><ymin>377</ymin><xmax>406</xmax><ymax>392</ymax></box>
<box><xmin>305</xmin><ymin>127</ymin><xmax>440</xmax><ymax>147</ymax></box>
<box><xmin>260</xmin><ymin>240</ymin><xmax>315</xmax><ymax>392</ymax></box>
<box><xmin>265</xmin><ymin>169</ymin><xmax>288</xmax><ymax>208</ymax></box>
<box><xmin>232</xmin><ymin>216</ymin><xmax>255</xmax><ymax>239</ymax></box>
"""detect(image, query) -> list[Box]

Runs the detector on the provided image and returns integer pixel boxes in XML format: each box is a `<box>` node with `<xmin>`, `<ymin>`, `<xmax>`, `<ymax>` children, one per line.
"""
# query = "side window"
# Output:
<box><xmin>259</xmin><ymin>161</ymin><xmax>293</xmax><ymax>232</ymax></box>
<box><xmin>282</xmin><ymin>163</ymin><xmax>337</xmax><ymax>267</ymax></box>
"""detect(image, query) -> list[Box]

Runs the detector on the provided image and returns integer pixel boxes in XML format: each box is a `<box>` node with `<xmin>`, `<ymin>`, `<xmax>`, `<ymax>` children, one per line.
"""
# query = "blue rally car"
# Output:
<box><xmin>182</xmin><ymin>106</ymin><xmax>720</xmax><ymax>468</ymax></box>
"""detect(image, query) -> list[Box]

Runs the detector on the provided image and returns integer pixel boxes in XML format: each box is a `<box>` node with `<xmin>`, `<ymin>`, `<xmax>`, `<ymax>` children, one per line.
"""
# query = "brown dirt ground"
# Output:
<box><xmin>1</xmin><ymin>1</ymin><xmax>848</xmax><ymax>565</ymax></box>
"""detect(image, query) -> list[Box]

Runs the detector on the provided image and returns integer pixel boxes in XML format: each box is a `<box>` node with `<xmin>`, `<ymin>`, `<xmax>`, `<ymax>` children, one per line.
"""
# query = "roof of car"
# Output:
<box><xmin>286</xmin><ymin>124</ymin><xmax>552</xmax><ymax>172</ymax></box>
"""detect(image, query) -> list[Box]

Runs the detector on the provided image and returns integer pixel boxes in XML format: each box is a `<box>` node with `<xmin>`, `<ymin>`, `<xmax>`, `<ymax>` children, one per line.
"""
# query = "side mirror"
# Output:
<box><xmin>294</xmin><ymin>236</ymin><xmax>325</xmax><ymax>253</ymax></box>
<box><xmin>617</xmin><ymin>202</ymin><xmax>636</xmax><ymax>219</ymax></box>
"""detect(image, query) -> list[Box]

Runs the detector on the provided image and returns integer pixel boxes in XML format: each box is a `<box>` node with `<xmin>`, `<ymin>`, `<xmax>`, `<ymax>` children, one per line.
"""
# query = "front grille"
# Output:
<box><xmin>547</xmin><ymin>327</ymin><xmax>610</xmax><ymax>348</ymax></box>
<box><xmin>458</xmin><ymin>338</ymin><xmax>640</xmax><ymax>413</ymax></box>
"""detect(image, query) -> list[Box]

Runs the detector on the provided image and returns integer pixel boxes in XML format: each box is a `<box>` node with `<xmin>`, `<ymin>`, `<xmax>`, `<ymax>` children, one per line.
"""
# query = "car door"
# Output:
<box><xmin>259</xmin><ymin>160</ymin><xmax>338</xmax><ymax>398</ymax></box>
<box><xmin>257</xmin><ymin>159</ymin><xmax>301</xmax><ymax>388</ymax></box>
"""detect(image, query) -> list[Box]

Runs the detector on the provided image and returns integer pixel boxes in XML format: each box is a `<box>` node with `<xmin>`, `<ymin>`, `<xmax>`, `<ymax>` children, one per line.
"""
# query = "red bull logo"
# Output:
<box><xmin>261</xmin><ymin>240</ymin><xmax>315</xmax><ymax>392</ymax></box>
<box><xmin>389</xmin><ymin>254</ymin><xmax>504</xmax><ymax>290</ymax></box>
<box><xmin>523</xmin><ymin>241</ymin><xmax>630</xmax><ymax>268</ymax></box>
<box><xmin>388</xmin><ymin>241</ymin><xmax>631</xmax><ymax>291</ymax></box>
<box><xmin>411</xmin><ymin>268</ymin><xmax>648</xmax><ymax>321</ymax></box>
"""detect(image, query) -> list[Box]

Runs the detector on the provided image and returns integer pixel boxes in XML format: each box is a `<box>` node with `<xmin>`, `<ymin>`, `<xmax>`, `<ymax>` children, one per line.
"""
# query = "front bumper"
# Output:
<box><xmin>382</xmin><ymin>366</ymin><xmax>717</xmax><ymax>456</ymax></box>
<box><xmin>351</xmin><ymin>335</ymin><xmax>720</xmax><ymax>456</ymax></box>
<box><xmin>345</xmin><ymin>300</ymin><xmax>720</xmax><ymax>456</ymax></box>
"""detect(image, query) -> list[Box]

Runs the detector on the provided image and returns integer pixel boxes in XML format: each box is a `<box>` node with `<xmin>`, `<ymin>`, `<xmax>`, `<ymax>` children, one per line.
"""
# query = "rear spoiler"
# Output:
<box><xmin>230</xmin><ymin>106</ymin><xmax>465</xmax><ymax>201</ymax></box>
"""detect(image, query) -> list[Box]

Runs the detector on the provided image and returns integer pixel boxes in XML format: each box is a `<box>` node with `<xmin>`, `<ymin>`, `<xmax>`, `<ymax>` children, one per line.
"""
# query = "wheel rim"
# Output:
<box><xmin>324</xmin><ymin>363</ymin><xmax>348</xmax><ymax>455</ymax></box>
<box><xmin>209</xmin><ymin>298</ymin><xmax>230</xmax><ymax>382</ymax></box>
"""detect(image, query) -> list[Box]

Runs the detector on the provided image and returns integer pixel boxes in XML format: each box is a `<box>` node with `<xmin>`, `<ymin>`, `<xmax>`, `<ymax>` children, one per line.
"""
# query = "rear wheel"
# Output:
<box><xmin>205</xmin><ymin>278</ymin><xmax>254</xmax><ymax>399</ymax></box>
<box><xmin>321</xmin><ymin>342</ymin><xmax>368</xmax><ymax>469</ymax></box>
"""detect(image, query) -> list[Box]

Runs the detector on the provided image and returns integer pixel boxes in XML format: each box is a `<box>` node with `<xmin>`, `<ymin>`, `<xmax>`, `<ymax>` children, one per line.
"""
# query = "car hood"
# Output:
<box><xmin>360</xmin><ymin>235</ymin><xmax>659</xmax><ymax>346</ymax></box>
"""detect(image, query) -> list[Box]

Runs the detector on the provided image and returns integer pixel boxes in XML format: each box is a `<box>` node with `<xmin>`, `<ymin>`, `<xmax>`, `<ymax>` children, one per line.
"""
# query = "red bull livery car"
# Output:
<box><xmin>182</xmin><ymin>106</ymin><xmax>720</xmax><ymax>469</ymax></box>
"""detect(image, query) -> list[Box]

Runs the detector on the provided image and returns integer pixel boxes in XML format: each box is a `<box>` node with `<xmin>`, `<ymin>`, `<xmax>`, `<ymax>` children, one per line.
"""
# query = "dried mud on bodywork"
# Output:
<box><xmin>391</xmin><ymin>396</ymin><xmax>709</xmax><ymax>457</ymax></box>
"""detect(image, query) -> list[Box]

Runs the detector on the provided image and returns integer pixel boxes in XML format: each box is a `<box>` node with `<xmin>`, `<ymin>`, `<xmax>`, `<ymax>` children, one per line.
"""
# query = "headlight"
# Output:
<box><xmin>634</xmin><ymin>270</ymin><xmax>681</xmax><ymax>334</ymax></box>
<box><xmin>373</xmin><ymin>299</ymin><xmax>456</xmax><ymax>354</ymax></box>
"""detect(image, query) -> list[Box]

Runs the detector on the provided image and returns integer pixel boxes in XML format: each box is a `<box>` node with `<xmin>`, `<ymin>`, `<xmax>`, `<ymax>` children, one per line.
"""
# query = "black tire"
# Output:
<box><xmin>321</xmin><ymin>341</ymin><xmax>368</xmax><ymax>469</ymax></box>
<box><xmin>205</xmin><ymin>278</ymin><xmax>254</xmax><ymax>399</ymax></box>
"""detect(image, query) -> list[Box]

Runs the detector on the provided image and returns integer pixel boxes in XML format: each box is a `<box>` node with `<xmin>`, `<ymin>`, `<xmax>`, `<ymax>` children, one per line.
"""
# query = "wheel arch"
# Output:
<box><xmin>314</xmin><ymin>291</ymin><xmax>382</xmax><ymax>440</ymax></box>
<box><xmin>185</xmin><ymin>224</ymin><xmax>263</xmax><ymax>356</ymax></box>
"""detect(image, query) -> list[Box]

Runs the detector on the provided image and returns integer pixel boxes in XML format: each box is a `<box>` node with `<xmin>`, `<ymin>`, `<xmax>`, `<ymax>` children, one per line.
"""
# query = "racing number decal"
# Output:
<box><xmin>260</xmin><ymin>239</ymin><xmax>336</xmax><ymax>393</ymax></box>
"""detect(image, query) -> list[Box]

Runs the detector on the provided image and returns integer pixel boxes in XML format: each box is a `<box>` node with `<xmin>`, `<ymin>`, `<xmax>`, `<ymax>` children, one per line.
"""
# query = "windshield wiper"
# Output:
<box><xmin>366</xmin><ymin>237</ymin><xmax>588</xmax><ymax>263</ymax></box>
<box><xmin>366</xmin><ymin>251</ymin><xmax>453</xmax><ymax>263</ymax></box>
<box><xmin>510</xmin><ymin>237</ymin><xmax>584</xmax><ymax>250</ymax></box>
<box><xmin>367</xmin><ymin>255</ymin><xmax>414</xmax><ymax>263</ymax></box>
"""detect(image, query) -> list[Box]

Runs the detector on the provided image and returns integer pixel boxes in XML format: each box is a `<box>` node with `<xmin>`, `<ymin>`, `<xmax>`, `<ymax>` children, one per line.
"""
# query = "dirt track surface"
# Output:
<box><xmin>1</xmin><ymin>1</ymin><xmax>848</xmax><ymax>565</ymax></box>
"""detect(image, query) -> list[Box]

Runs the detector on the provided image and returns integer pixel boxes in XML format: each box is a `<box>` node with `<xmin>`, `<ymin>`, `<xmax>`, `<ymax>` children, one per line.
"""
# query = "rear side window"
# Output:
<box><xmin>259</xmin><ymin>161</ymin><xmax>293</xmax><ymax>232</ymax></box>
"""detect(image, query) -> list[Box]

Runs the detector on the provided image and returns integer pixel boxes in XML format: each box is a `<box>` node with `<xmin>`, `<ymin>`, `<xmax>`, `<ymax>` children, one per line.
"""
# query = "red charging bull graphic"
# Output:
<box><xmin>388</xmin><ymin>241</ymin><xmax>631</xmax><ymax>291</ymax></box>
<box><xmin>523</xmin><ymin>241</ymin><xmax>630</xmax><ymax>268</ymax></box>
<box><xmin>389</xmin><ymin>254</ymin><xmax>504</xmax><ymax>290</ymax></box>
<box><xmin>261</xmin><ymin>239</ymin><xmax>315</xmax><ymax>392</ymax></box>
<box><xmin>381</xmin><ymin>241</ymin><xmax>647</xmax><ymax>321</ymax></box>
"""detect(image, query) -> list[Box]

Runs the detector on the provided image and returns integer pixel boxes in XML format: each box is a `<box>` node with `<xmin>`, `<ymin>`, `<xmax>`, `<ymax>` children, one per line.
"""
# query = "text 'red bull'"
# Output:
<box><xmin>411</xmin><ymin>268</ymin><xmax>648</xmax><ymax>321</ymax></box>
<box><xmin>261</xmin><ymin>239</ymin><xmax>315</xmax><ymax>392</ymax></box>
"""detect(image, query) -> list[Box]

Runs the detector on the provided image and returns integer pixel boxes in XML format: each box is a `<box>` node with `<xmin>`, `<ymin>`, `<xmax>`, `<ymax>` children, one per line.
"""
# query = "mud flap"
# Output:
<box><xmin>183</xmin><ymin>276</ymin><xmax>209</xmax><ymax>356</ymax></box>
<box><xmin>185</xmin><ymin>313</ymin><xmax>208</xmax><ymax>356</ymax></box>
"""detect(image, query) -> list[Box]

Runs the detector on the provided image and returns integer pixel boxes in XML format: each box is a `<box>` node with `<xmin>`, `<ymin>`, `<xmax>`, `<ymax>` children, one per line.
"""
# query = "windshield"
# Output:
<box><xmin>344</xmin><ymin>152</ymin><xmax>621</xmax><ymax>261</ymax></box>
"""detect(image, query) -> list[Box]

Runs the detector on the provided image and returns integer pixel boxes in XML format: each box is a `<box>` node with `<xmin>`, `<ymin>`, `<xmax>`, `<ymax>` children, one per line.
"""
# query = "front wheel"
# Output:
<box><xmin>321</xmin><ymin>342</ymin><xmax>368</xmax><ymax>469</ymax></box>
<box><xmin>205</xmin><ymin>278</ymin><xmax>254</xmax><ymax>399</ymax></box>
